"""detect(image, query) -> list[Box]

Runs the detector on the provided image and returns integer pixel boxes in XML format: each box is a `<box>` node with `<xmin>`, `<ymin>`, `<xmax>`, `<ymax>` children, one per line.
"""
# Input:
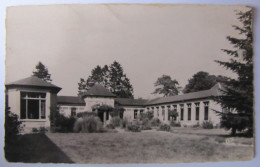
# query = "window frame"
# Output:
<box><xmin>195</xmin><ymin>102</ymin><xmax>200</xmax><ymax>121</ymax></box>
<box><xmin>20</xmin><ymin>91</ymin><xmax>47</xmax><ymax>120</ymax></box>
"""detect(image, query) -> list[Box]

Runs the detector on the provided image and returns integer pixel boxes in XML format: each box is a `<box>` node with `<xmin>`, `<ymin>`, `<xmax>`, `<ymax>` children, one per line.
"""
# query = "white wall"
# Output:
<box><xmin>59</xmin><ymin>105</ymin><xmax>85</xmax><ymax>117</ymax></box>
<box><xmin>83</xmin><ymin>97</ymin><xmax>114</xmax><ymax>111</ymax></box>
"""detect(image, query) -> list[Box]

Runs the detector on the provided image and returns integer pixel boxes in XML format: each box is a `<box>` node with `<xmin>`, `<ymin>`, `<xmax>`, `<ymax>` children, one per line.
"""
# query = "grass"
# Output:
<box><xmin>46</xmin><ymin>129</ymin><xmax>254</xmax><ymax>164</ymax></box>
<box><xmin>5</xmin><ymin>133</ymin><xmax>73</xmax><ymax>163</ymax></box>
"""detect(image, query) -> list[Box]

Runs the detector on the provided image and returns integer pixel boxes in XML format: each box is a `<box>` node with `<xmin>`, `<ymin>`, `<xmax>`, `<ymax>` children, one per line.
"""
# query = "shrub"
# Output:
<box><xmin>202</xmin><ymin>120</ymin><xmax>214</xmax><ymax>129</ymax></box>
<box><xmin>170</xmin><ymin>121</ymin><xmax>181</xmax><ymax>127</ymax></box>
<box><xmin>73</xmin><ymin>116</ymin><xmax>103</xmax><ymax>133</ymax></box>
<box><xmin>121</xmin><ymin>118</ymin><xmax>129</xmax><ymax>128</ymax></box>
<box><xmin>5</xmin><ymin>106</ymin><xmax>23</xmax><ymax>145</ymax></box>
<box><xmin>106</xmin><ymin>124</ymin><xmax>115</xmax><ymax>129</ymax></box>
<box><xmin>127</xmin><ymin>124</ymin><xmax>141</xmax><ymax>132</ymax></box>
<box><xmin>55</xmin><ymin>115</ymin><xmax>76</xmax><ymax>133</ymax></box>
<box><xmin>141</xmin><ymin>118</ymin><xmax>152</xmax><ymax>130</ymax></box>
<box><xmin>151</xmin><ymin>118</ymin><xmax>161</xmax><ymax>127</ymax></box>
<box><xmin>111</xmin><ymin>116</ymin><xmax>121</xmax><ymax>127</ymax></box>
<box><xmin>140</xmin><ymin>111</ymin><xmax>154</xmax><ymax>120</ymax></box>
<box><xmin>159</xmin><ymin>124</ymin><xmax>171</xmax><ymax>132</ymax></box>
<box><xmin>193</xmin><ymin>122</ymin><xmax>200</xmax><ymax>128</ymax></box>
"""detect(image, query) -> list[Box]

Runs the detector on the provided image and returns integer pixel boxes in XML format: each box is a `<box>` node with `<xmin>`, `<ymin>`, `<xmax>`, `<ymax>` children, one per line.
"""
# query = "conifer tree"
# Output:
<box><xmin>32</xmin><ymin>61</ymin><xmax>52</xmax><ymax>82</ymax></box>
<box><xmin>215</xmin><ymin>9</ymin><xmax>253</xmax><ymax>136</ymax></box>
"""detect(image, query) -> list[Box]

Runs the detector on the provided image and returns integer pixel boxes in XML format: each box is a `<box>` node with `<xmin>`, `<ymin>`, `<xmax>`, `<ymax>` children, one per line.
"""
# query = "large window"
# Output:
<box><xmin>173</xmin><ymin>105</ymin><xmax>177</xmax><ymax>121</ymax></box>
<box><xmin>161</xmin><ymin>106</ymin><xmax>165</xmax><ymax>120</ymax></box>
<box><xmin>195</xmin><ymin>102</ymin><xmax>200</xmax><ymax>120</ymax></box>
<box><xmin>167</xmin><ymin>106</ymin><xmax>171</xmax><ymax>120</ymax></box>
<box><xmin>204</xmin><ymin>102</ymin><xmax>209</xmax><ymax>120</ymax></box>
<box><xmin>71</xmin><ymin>107</ymin><xmax>77</xmax><ymax>117</ymax></box>
<box><xmin>20</xmin><ymin>92</ymin><xmax>46</xmax><ymax>119</ymax></box>
<box><xmin>180</xmin><ymin>104</ymin><xmax>184</xmax><ymax>121</ymax></box>
<box><xmin>187</xmin><ymin>104</ymin><xmax>191</xmax><ymax>121</ymax></box>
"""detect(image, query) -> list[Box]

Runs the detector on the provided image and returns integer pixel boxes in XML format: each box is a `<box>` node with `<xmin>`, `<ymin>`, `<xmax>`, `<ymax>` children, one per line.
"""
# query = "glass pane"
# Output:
<box><xmin>28</xmin><ymin>100</ymin><xmax>39</xmax><ymax>119</ymax></box>
<box><xmin>20</xmin><ymin>99</ymin><xmax>26</xmax><ymax>119</ymax></box>
<box><xmin>28</xmin><ymin>92</ymin><xmax>39</xmax><ymax>98</ymax></box>
<box><xmin>40</xmin><ymin>93</ymin><xmax>46</xmax><ymax>98</ymax></box>
<box><xmin>21</xmin><ymin>92</ymin><xmax>26</xmax><ymax>98</ymax></box>
<box><xmin>41</xmin><ymin>100</ymin><xmax>46</xmax><ymax>119</ymax></box>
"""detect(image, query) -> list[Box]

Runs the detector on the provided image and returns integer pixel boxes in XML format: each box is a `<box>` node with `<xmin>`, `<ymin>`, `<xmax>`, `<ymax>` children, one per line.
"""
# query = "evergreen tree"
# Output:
<box><xmin>215</xmin><ymin>9</ymin><xmax>253</xmax><ymax>136</ymax></box>
<box><xmin>78</xmin><ymin>61</ymin><xmax>134</xmax><ymax>98</ymax></box>
<box><xmin>108</xmin><ymin>61</ymin><xmax>134</xmax><ymax>98</ymax></box>
<box><xmin>152</xmin><ymin>75</ymin><xmax>181</xmax><ymax>97</ymax></box>
<box><xmin>183</xmin><ymin>71</ymin><xmax>228</xmax><ymax>93</ymax></box>
<box><xmin>32</xmin><ymin>61</ymin><xmax>52</xmax><ymax>82</ymax></box>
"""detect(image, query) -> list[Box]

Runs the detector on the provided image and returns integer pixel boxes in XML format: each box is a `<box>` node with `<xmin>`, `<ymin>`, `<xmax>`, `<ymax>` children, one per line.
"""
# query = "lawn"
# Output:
<box><xmin>46</xmin><ymin>129</ymin><xmax>254</xmax><ymax>164</ymax></box>
<box><xmin>5</xmin><ymin>133</ymin><xmax>73</xmax><ymax>163</ymax></box>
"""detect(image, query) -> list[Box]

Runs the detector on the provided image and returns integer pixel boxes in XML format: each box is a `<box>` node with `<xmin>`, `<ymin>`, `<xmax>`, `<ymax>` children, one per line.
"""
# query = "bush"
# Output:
<box><xmin>141</xmin><ymin>118</ymin><xmax>152</xmax><ymax>130</ymax></box>
<box><xmin>73</xmin><ymin>116</ymin><xmax>103</xmax><ymax>133</ymax></box>
<box><xmin>159</xmin><ymin>124</ymin><xmax>171</xmax><ymax>132</ymax></box>
<box><xmin>54</xmin><ymin>115</ymin><xmax>76</xmax><ymax>133</ymax></box>
<box><xmin>170</xmin><ymin>121</ymin><xmax>181</xmax><ymax>127</ymax></box>
<box><xmin>193</xmin><ymin>122</ymin><xmax>200</xmax><ymax>128</ymax></box>
<box><xmin>111</xmin><ymin>116</ymin><xmax>121</xmax><ymax>127</ymax></box>
<box><xmin>5</xmin><ymin>106</ymin><xmax>23</xmax><ymax>145</ymax></box>
<box><xmin>106</xmin><ymin>124</ymin><xmax>115</xmax><ymax>129</ymax></box>
<box><xmin>127</xmin><ymin>124</ymin><xmax>141</xmax><ymax>132</ymax></box>
<box><xmin>140</xmin><ymin>111</ymin><xmax>154</xmax><ymax>120</ymax></box>
<box><xmin>202</xmin><ymin>120</ymin><xmax>214</xmax><ymax>129</ymax></box>
<box><xmin>121</xmin><ymin>118</ymin><xmax>129</xmax><ymax>128</ymax></box>
<box><xmin>151</xmin><ymin>118</ymin><xmax>161</xmax><ymax>127</ymax></box>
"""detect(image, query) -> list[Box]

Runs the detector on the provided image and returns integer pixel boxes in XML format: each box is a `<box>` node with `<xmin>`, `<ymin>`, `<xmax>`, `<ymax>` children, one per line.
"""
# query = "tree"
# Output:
<box><xmin>108</xmin><ymin>61</ymin><xmax>134</xmax><ymax>98</ymax></box>
<box><xmin>78</xmin><ymin>61</ymin><xmax>134</xmax><ymax>98</ymax></box>
<box><xmin>183</xmin><ymin>71</ymin><xmax>228</xmax><ymax>93</ymax></box>
<box><xmin>215</xmin><ymin>9</ymin><xmax>253</xmax><ymax>136</ymax></box>
<box><xmin>32</xmin><ymin>61</ymin><xmax>52</xmax><ymax>82</ymax></box>
<box><xmin>152</xmin><ymin>75</ymin><xmax>181</xmax><ymax>97</ymax></box>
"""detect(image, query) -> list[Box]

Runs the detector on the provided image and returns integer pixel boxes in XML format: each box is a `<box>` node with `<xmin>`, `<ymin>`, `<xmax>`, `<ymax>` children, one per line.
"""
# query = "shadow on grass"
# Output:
<box><xmin>5</xmin><ymin>133</ymin><xmax>74</xmax><ymax>163</ymax></box>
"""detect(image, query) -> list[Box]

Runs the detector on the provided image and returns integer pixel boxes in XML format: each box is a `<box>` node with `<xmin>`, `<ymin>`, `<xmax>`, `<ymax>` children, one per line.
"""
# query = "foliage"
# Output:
<box><xmin>110</xmin><ymin>116</ymin><xmax>121</xmax><ymax>127</ymax></box>
<box><xmin>140</xmin><ymin>111</ymin><xmax>154</xmax><ymax>120</ymax></box>
<box><xmin>32</xmin><ymin>61</ymin><xmax>52</xmax><ymax>82</ymax></box>
<box><xmin>54</xmin><ymin>115</ymin><xmax>76</xmax><ymax>133</ymax></box>
<box><xmin>78</xmin><ymin>61</ymin><xmax>134</xmax><ymax>98</ymax></box>
<box><xmin>202</xmin><ymin>120</ymin><xmax>214</xmax><ymax>129</ymax></box>
<box><xmin>127</xmin><ymin>124</ymin><xmax>141</xmax><ymax>132</ymax></box>
<box><xmin>110</xmin><ymin>107</ymin><xmax>125</xmax><ymax>119</ymax></box>
<box><xmin>121</xmin><ymin>117</ymin><xmax>129</xmax><ymax>128</ymax></box>
<box><xmin>159</xmin><ymin>124</ymin><xmax>171</xmax><ymax>131</ymax></box>
<box><xmin>140</xmin><ymin>118</ymin><xmax>152</xmax><ymax>130</ymax></box>
<box><xmin>170</xmin><ymin>121</ymin><xmax>181</xmax><ymax>127</ymax></box>
<box><xmin>5</xmin><ymin>106</ymin><xmax>23</xmax><ymax>145</ymax></box>
<box><xmin>152</xmin><ymin>75</ymin><xmax>181</xmax><ymax>97</ymax></box>
<box><xmin>77</xmin><ymin>111</ymin><xmax>97</xmax><ymax>118</ymax></box>
<box><xmin>168</xmin><ymin>109</ymin><xmax>179</xmax><ymax>120</ymax></box>
<box><xmin>215</xmin><ymin>9</ymin><xmax>253</xmax><ymax>136</ymax></box>
<box><xmin>73</xmin><ymin>116</ymin><xmax>103</xmax><ymax>133</ymax></box>
<box><xmin>106</xmin><ymin>124</ymin><xmax>115</xmax><ymax>129</ymax></box>
<box><xmin>183</xmin><ymin>71</ymin><xmax>228</xmax><ymax>93</ymax></box>
<box><xmin>151</xmin><ymin>118</ymin><xmax>161</xmax><ymax>127</ymax></box>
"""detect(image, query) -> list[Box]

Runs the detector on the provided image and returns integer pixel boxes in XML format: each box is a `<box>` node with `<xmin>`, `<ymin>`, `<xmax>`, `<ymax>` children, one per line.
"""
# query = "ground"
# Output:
<box><xmin>5</xmin><ymin>128</ymin><xmax>254</xmax><ymax>164</ymax></box>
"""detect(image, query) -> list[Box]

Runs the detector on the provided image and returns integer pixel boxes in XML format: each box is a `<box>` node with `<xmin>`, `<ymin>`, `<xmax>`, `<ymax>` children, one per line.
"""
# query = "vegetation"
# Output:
<box><xmin>32</xmin><ymin>61</ymin><xmax>52</xmax><ymax>82</ymax></box>
<box><xmin>168</xmin><ymin>109</ymin><xmax>179</xmax><ymax>120</ymax></box>
<box><xmin>127</xmin><ymin>124</ymin><xmax>141</xmax><ymax>132</ymax></box>
<box><xmin>73</xmin><ymin>116</ymin><xmax>103</xmax><ymax>133</ymax></box>
<box><xmin>152</xmin><ymin>75</ymin><xmax>181</xmax><ymax>96</ymax></box>
<box><xmin>159</xmin><ymin>124</ymin><xmax>171</xmax><ymax>131</ymax></box>
<box><xmin>110</xmin><ymin>116</ymin><xmax>121</xmax><ymax>127</ymax></box>
<box><xmin>202</xmin><ymin>120</ymin><xmax>214</xmax><ymax>129</ymax></box>
<box><xmin>215</xmin><ymin>9</ymin><xmax>253</xmax><ymax>136</ymax></box>
<box><xmin>151</xmin><ymin>118</ymin><xmax>161</xmax><ymax>127</ymax></box>
<box><xmin>78</xmin><ymin>61</ymin><xmax>134</xmax><ymax>98</ymax></box>
<box><xmin>170</xmin><ymin>121</ymin><xmax>181</xmax><ymax>127</ymax></box>
<box><xmin>183</xmin><ymin>71</ymin><xmax>227</xmax><ymax>93</ymax></box>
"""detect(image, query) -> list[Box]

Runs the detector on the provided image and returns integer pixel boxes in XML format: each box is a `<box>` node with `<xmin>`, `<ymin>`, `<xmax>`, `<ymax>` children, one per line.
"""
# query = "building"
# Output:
<box><xmin>5</xmin><ymin>76</ymin><xmax>223</xmax><ymax>132</ymax></box>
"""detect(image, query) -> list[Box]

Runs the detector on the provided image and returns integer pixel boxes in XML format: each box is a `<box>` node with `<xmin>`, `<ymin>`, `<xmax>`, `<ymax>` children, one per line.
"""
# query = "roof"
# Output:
<box><xmin>145</xmin><ymin>83</ymin><xmax>222</xmax><ymax>106</ymax></box>
<box><xmin>115</xmin><ymin>98</ymin><xmax>148</xmax><ymax>107</ymax></box>
<box><xmin>57</xmin><ymin>96</ymin><xmax>86</xmax><ymax>106</ymax></box>
<box><xmin>6</xmin><ymin>76</ymin><xmax>61</xmax><ymax>93</ymax></box>
<box><xmin>81</xmin><ymin>84</ymin><xmax>116</xmax><ymax>98</ymax></box>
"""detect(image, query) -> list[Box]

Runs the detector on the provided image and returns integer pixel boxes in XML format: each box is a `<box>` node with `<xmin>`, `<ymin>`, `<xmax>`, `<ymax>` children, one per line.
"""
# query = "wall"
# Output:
<box><xmin>83</xmin><ymin>97</ymin><xmax>114</xmax><ymax>111</ymax></box>
<box><xmin>123</xmin><ymin>106</ymin><xmax>145</xmax><ymax>121</ymax></box>
<box><xmin>58</xmin><ymin>105</ymin><xmax>85</xmax><ymax>117</ymax></box>
<box><xmin>6</xmin><ymin>87</ymin><xmax>53</xmax><ymax>133</ymax></box>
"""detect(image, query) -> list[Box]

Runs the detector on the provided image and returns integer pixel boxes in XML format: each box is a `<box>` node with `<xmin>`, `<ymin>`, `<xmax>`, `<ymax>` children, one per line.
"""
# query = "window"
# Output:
<box><xmin>71</xmin><ymin>107</ymin><xmax>76</xmax><ymax>117</ymax></box>
<box><xmin>204</xmin><ymin>102</ymin><xmax>209</xmax><ymax>120</ymax></box>
<box><xmin>180</xmin><ymin>104</ymin><xmax>184</xmax><ymax>121</ymax></box>
<box><xmin>156</xmin><ymin>107</ymin><xmax>159</xmax><ymax>117</ymax></box>
<box><xmin>134</xmin><ymin>110</ymin><xmax>138</xmax><ymax>119</ymax></box>
<box><xmin>173</xmin><ymin>105</ymin><xmax>177</xmax><ymax>121</ymax></box>
<box><xmin>167</xmin><ymin>106</ymin><xmax>171</xmax><ymax>120</ymax></box>
<box><xmin>195</xmin><ymin>102</ymin><xmax>200</xmax><ymax>120</ymax></box>
<box><xmin>140</xmin><ymin>109</ymin><xmax>144</xmax><ymax>115</ymax></box>
<box><xmin>187</xmin><ymin>103</ymin><xmax>191</xmax><ymax>120</ymax></box>
<box><xmin>20</xmin><ymin>92</ymin><xmax>46</xmax><ymax>119</ymax></box>
<box><xmin>161</xmin><ymin>106</ymin><xmax>165</xmax><ymax>120</ymax></box>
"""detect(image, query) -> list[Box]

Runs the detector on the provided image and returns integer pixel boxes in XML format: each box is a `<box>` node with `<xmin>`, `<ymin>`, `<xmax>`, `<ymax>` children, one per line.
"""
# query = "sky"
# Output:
<box><xmin>5</xmin><ymin>4</ymin><xmax>248</xmax><ymax>99</ymax></box>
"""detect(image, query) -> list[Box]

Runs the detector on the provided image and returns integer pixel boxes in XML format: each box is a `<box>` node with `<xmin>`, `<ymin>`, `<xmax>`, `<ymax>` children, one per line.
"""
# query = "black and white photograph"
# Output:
<box><xmin>2</xmin><ymin>3</ymin><xmax>256</xmax><ymax>165</ymax></box>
